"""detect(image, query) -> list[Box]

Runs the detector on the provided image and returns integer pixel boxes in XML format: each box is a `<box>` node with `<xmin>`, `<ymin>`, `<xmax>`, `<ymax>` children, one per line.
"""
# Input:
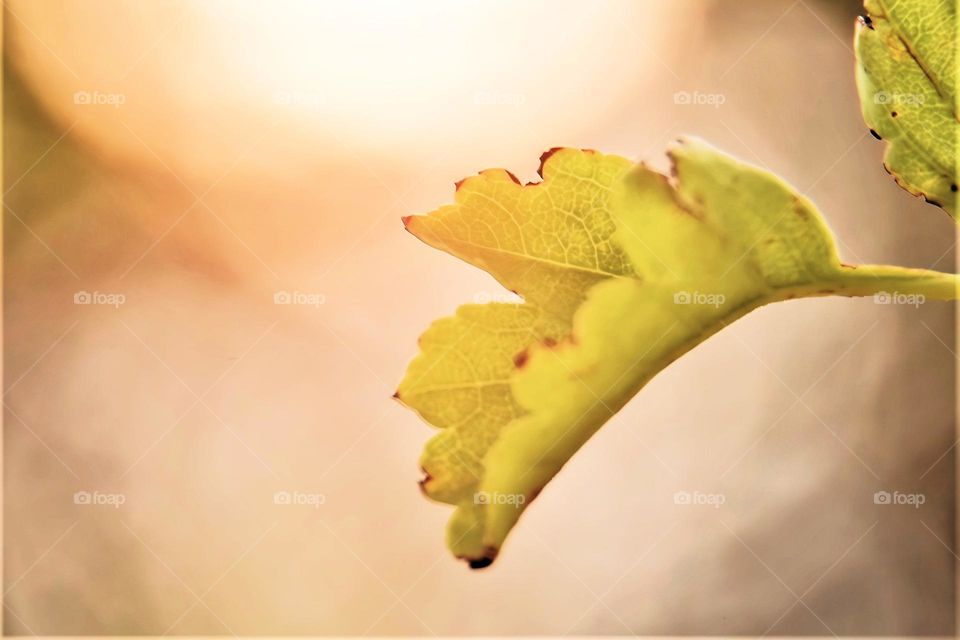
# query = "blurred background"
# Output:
<box><xmin>3</xmin><ymin>0</ymin><xmax>956</xmax><ymax>635</ymax></box>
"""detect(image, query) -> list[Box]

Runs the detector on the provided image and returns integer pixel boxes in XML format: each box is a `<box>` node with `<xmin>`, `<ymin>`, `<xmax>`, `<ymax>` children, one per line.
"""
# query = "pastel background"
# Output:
<box><xmin>3</xmin><ymin>0</ymin><xmax>956</xmax><ymax>634</ymax></box>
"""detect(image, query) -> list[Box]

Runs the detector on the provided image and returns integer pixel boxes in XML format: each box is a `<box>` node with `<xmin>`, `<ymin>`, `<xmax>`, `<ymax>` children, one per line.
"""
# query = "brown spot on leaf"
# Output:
<box><xmin>513</xmin><ymin>350</ymin><xmax>529</xmax><ymax>368</ymax></box>
<box><xmin>543</xmin><ymin>337</ymin><xmax>558</xmax><ymax>348</ymax></box>
<box><xmin>468</xmin><ymin>557</ymin><xmax>493</xmax><ymax>570</ymax></box>
<box><xmin>858</xmin><ymin>14</ymin><xmax>874</xmax><ymax>30</ymax></box>
<box><xmin>870</xmin><ymin>129</ymin><xmax>882</xmax><ymax>140</ymax></box>
<box><xmin>464</xmin><ymin>546</ymin><xmax>499</xmax><ymax>570</ymax></box>
<box><xmin>504</xmin><ymin>170</ymin><xmax>521</xmax><ymax>185</ymax></box>
<box><xmin>418</xmin><ymin>468</ymin><xmax>434</xmax><ymax>495</ymax></box>
<box><xmin>666</xmin><ymin>149</ymin><xmax>680</xmax><ymax>179</ymax></box>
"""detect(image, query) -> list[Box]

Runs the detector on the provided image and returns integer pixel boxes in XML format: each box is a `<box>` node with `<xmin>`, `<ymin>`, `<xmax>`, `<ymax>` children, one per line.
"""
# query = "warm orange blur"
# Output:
<box><xmin>4</xmin><ymin>0</ymin><xmax>955</xmax><ymax>635</ymax></box>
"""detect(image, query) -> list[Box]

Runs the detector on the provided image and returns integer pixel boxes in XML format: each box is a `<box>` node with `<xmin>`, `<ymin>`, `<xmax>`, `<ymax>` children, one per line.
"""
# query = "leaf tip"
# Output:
<box><xmin>467</xmin><ymin>556</ymin><xmax>495</xmax><ymax>570</ymax></box>
<box><xmin>503</xmin><ymin>169</ymin><xmax>522</xmax><ymax>186</ymax></box>
<box><xmin>537</xmin><ymin>147</ymin><xmax>564</xmax><ymax>179</ymax></box>
<box><xmin>462</xmin><ymin>546</ymin><xmax>499</xmax><ymax>570</ymax></box>
<box><xmin>417</xmin><ymin>468</ymin><xmax>433</xmax><ymax>495</ymax></box>
<box><xmin>537</xmin><ymin>147</ymin><xmax>601</xmax><ymax>180</ymax></box>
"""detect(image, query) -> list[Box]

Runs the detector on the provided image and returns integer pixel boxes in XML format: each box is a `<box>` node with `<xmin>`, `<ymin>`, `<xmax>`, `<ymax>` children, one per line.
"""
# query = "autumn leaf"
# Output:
<box><xmin>855</xmin><ymin>0</ymin><xmax>957</xmax><ymax>216</ymax></box>
<box><xmin>396</xmin><ymin>139</ymin><xmax>958</xmax><ymax>568</ymax></box>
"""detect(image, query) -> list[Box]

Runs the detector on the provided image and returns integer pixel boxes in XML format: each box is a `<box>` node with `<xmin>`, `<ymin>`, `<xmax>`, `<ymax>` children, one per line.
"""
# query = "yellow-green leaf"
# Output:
<box><xmin>855</xmin><ymin>0</ymin><xmax>957</xmax><ymax>216</ymax></box>
<box><xmin>397</xmin><ymin>139</ymin><xmax>957</xmax><ymax>568</ymax></box>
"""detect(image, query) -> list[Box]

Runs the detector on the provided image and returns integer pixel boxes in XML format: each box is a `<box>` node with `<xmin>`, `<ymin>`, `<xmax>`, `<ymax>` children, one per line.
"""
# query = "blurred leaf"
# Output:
<box><xmin>396</xmin><ymin>139</ymin><xmax>958</xmax><ymax>568</ymax></box>
<box><xmin>855</xmin><ymin>0</ymin><xmax>957</xmax><ymax>216</ymax></box>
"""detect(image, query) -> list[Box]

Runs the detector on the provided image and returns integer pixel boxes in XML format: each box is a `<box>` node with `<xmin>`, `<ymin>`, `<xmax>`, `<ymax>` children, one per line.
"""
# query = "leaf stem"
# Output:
<box><xmin>829</xmin><ymin>265</ymin><xmax>960</xmax><ymax>300</ymax></box>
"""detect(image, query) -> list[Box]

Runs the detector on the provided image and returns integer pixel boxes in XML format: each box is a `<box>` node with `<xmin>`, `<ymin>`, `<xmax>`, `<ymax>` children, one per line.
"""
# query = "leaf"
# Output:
<box><xmin>855</xmin><ymin>0</ymin><xmax>957</xmax><ymax>216</ymax></box>
<box><xmin>396</xmin><ymin>139</ymin><xmax>957</xmax><ymax>568</ymax></box>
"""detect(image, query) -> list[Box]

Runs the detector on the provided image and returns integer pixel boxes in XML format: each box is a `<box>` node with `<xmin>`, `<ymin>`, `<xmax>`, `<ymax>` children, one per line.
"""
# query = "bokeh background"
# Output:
<box><xmin>3</xmin><ymin>0</ymin><xmax>956</xmax><ymax>635</ymax></box>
